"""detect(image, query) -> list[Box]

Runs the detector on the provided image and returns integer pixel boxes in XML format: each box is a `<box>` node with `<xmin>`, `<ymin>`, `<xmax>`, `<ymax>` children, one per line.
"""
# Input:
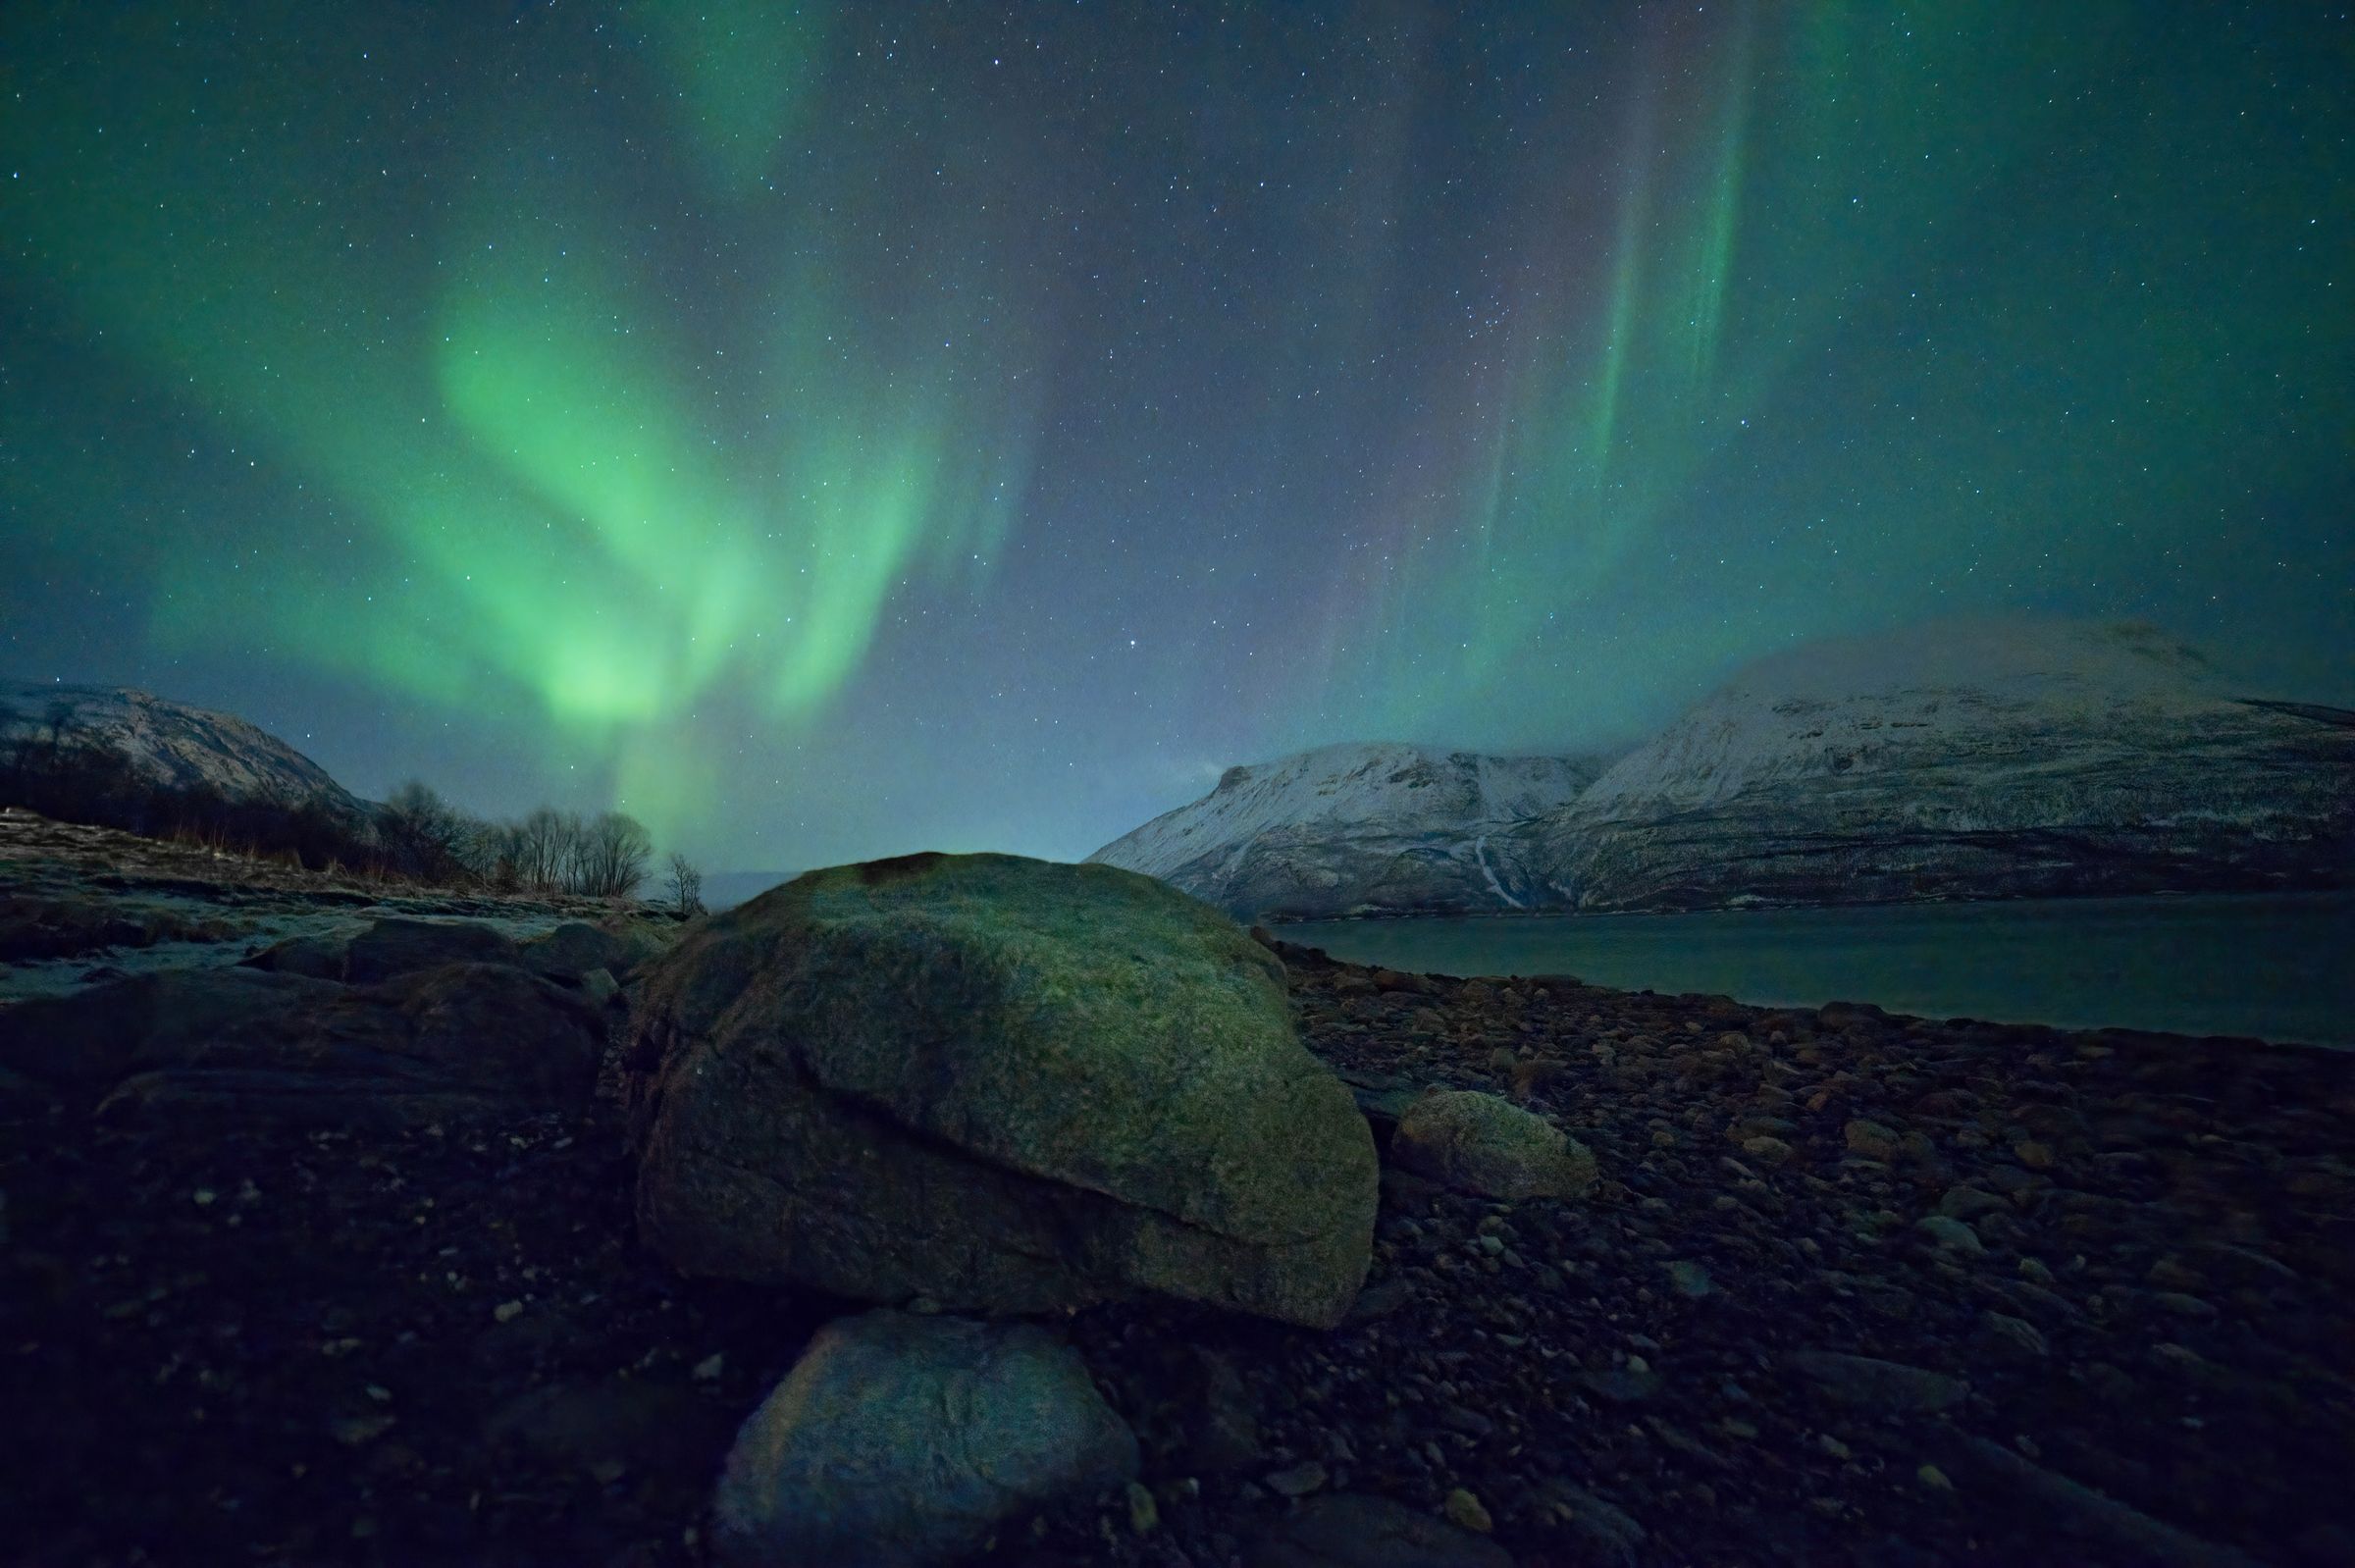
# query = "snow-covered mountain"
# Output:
<box><xmin>0</xmin><ymin>681</ymin><xmax>367</xmax><ymax>818</ymax></box>
<box><xmin>1536</xmin><ymin>620</ymin><xmax>2354</xmax><ymax>911</ymax></box>
<box><xmin>1086</xmin><ymin>743</ymin><xmax>1601</xmax><ymax>920</ymax></box>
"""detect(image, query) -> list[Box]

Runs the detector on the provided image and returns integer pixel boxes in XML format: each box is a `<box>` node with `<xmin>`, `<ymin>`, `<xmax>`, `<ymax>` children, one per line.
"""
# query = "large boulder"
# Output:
<box><xmin>712</xmin><ymin>1309</ymin><xmax>1136</xmax><ymax>1568</ymax></box>
<box><xmin>1389</xmin><ymin>1089</ymin><xmax>1597</xmax><ymax>1200</ymax></box>
<box><xmin>624</xmin><ymin>853</ymin><xmax>1378</xmax><ymax>1328</ymax></box>
<box><xmin>0</xmin><ymin>962</ymin><xmax>604</xmax><ymax>1125</ymax></box>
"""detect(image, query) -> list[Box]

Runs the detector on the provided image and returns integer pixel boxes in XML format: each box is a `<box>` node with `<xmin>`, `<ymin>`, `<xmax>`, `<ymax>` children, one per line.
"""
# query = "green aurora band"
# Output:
<box><xmin>1330</xmin><ymin>1</ymin><xmax>2350</xmax><ymax>746</ymax></box>
<box><xmin>1</xmin><ymin>0</ymin><xmax>1036</xmax><ymax>833</ymax></box>
<box><xmin>2</xmin><ymin>3</ymin><xmax>2346</xmax><ymax>850</ymax></box>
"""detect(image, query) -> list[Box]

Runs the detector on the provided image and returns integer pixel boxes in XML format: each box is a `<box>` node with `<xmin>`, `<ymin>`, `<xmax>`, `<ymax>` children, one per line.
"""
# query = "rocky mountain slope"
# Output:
<box><xmin>1093</xmin><ymin>622</ymin><xmax>2353</xmax><ymax>919</ymax></box>
<box><xmin>1541</xmin><ymin>620</ymin><xmax>2355</xmax><ymax>911</ymax></box>
<box><xmin>0</xmin><ymin>680</ymin><xmax>367</xmax><ymax>818</ymax></box>
<box><xmin>1087</xmin><ymin>743</ymin><xmax>1600</xmax><ymax>920</ymax></box>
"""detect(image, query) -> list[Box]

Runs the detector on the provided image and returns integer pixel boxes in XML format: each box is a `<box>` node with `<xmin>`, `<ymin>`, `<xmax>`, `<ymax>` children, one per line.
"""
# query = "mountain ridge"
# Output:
<box><xmin>0</xmin><ymin>680</ymin><xmax>369</xmax><ymax>820</ymax></box>
<box><xmin>1087</xmin><ymin>741</ymin><xmax>1604</xmax><ymax>919</ymax></box>
<box><xmin>1091</xmin><ymin>621</ymin><xmax>2355</xmax><ymax>920</ymax></box>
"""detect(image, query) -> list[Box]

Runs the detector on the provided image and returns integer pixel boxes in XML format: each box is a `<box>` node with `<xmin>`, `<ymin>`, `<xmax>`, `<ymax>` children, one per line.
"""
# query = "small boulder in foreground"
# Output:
<box><xmin>1389</xmin><ymin>1088</ymin><xmax>1597</xmax><ymax>1200</ymax></box>
<box><xmin>712</xmin><ymin>1309</ymin><xmax>1137</xmax><ymax>1568</ymax></box>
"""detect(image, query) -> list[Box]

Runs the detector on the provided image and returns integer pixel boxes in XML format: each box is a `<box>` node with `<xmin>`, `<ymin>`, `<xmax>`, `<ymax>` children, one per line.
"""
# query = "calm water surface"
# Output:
<box><xmin>1279</xmin><ymin>892</ymin><xmax>2355</xmax><ymax>1048</ymax></box>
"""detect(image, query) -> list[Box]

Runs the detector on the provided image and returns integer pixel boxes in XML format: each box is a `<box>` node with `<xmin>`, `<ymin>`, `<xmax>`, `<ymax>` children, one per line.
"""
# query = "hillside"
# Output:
<box><xmin>0</xmin><ymin>680</ymin><xmax>368</xmax><ymax>819</ymax></box>
<box><xmin>1087</xmin><ymin>743</ymin><xmax>1600</xmax><ymax>919</ymax></box>
<box><xmin>1539</xmin><ymin>620</ymin><xmax>2355</xmax><ymax>910</ymax></box>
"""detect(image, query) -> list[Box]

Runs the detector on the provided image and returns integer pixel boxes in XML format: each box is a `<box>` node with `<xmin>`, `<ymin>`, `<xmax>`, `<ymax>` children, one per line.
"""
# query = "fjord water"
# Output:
<box><xmin>1280</xmin><ymin>891</ymin><xmax>2355</xmax><ymax>1048</ymax></box>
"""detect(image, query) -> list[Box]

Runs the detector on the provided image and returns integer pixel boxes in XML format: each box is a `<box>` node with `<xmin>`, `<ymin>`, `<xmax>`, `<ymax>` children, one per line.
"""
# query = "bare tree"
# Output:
<box><xmin>377</xmin><ymin>781</ymin><xmax>472</xmax><ymax>882</ymax></box>
<box><xmin>505</xmin><ymin>807</ymin><xmax>572</xmax><ymax>891</ymax></box>
<box><xmin>662</xmin><ymin>852</ymin><xmax>706</xmax><ymax>918</ymax></box>
<box><xmin>570</xmin><ymin>810</ymin><xmax>651</xmax><ymax>898</ymax></box>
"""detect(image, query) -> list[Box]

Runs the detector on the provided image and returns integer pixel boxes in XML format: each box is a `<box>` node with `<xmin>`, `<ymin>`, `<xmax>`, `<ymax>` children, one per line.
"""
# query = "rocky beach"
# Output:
<box><xmin>4</xmin><ymin>812</ymin><xmax>2350</xmax><ymax>1567</ymax></box>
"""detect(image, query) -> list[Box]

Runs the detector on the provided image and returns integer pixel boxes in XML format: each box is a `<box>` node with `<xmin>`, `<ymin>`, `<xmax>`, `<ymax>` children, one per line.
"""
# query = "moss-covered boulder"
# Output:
<box><xmin>623</xmin><ymin>853</ymin><xmax>1377</xmax><ymax>1328</ymax></box>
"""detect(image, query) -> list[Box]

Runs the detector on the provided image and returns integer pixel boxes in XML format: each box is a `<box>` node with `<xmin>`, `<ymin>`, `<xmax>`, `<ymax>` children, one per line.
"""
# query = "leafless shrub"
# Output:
<box><xmin>663</xmin><ymin>852</ymin><xmax>706</xmax><ymax>918</ymax></box>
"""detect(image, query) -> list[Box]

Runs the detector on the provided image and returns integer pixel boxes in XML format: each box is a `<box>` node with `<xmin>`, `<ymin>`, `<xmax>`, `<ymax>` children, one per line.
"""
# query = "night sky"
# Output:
<box><xmin>3</xmin><ymin>3</ymin><xmax>2348</xmax><ymax>872</ymax></box>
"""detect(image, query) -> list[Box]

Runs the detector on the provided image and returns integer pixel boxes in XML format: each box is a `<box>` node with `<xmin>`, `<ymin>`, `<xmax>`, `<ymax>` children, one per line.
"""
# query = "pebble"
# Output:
<box><xmin>1977</xmin><ymin>1310</ymin><xmax>2049</xmax><ymax>1358</ymax></box>
<box><xmin>1914</xmin><ymin>1215</ymin><xmax>1985</xmax><ymax>1254</ymax></box>
<box><xmin>1443</xmin><ymin>1488</ymin><xmax>1493</xmax><ymax>1533</ymax></box>
<box><xmin>1936</xmin><ymin>1184</ymin><xmax>2010</xmax><ymax>1222</ymax></box>
<box><xmin>1844</xmin><ymin>1120</ymin><xmax>1901</xmax><ymax>1161</ymax></box>
<box><xmin>1264</xmin><ymin>1460</ymin><xmax>1329</xmax><ymax>1498</ymax></box>
<box><xmin>1439</xmin><ymin>1404</ymin><xmax>1496</xmax><ymax>1439</ymax></box>
<box><xmin>1580</xmin><ymin>1363</ymin><xmax>1663</xmax><ymax>1404</ymax></box>
<box><xmin>1785</xmin><ymin>1350</ymin><xmax>1971</xmax><ymax>1414</ymax></box>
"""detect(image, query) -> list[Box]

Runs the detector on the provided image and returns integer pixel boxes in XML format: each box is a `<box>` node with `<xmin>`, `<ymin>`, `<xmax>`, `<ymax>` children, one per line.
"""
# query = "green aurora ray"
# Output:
<box><xmin>1327</xmin><ymin>1</ymin><xmax>2351</xmax><ymax>747</ymax></box>
<box><xmin>0</xmin><ymin>1</ymin><xmax>1037</xmax><ymax>834</ymax></box>
<box><xmin>2</xmin><ymin>2</ymin><xmax>2346</xmax><ymax>856</ymax></box>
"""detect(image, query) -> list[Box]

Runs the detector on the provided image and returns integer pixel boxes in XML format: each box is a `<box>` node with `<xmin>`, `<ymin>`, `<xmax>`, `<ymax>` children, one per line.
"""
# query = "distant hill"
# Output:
<box><xmin>1090</xmin><ymin>621</ymin><xmax>2355</xmax><ymax>920</ymax></box>
<box><xmin>1539</xmin><ymin>619</ymin><xmax>2355</xmax><ymax>911</ymax></box>
<box><xmin>1086</xmin><ymin>742</ymin><xmax>1602</xmax><ymax>920</ymax></box>
<box><xmin>0</xmin><ymin>681</ymin><xmax>368</xmax><ymax>820</ymax></box>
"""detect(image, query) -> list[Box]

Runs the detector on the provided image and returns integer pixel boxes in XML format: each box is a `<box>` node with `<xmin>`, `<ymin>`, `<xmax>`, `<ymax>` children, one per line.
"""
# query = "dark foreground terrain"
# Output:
<box><xmin>4</xmin><ymin>824</ymin><xmax>2352</xmax><ymax>1566</ymax></box>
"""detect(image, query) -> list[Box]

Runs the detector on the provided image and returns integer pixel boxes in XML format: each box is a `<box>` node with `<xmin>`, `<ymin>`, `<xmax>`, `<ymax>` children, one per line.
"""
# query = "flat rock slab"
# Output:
<box><xmin>625</xmin><ymin>853</ymin><xmax>1379</xmax><ymax>1327</ymax></box>
<box><xmin>712</xmin><ymin>1309</ymin><xmax>1136</xmax><ymax>1568</ymax></box>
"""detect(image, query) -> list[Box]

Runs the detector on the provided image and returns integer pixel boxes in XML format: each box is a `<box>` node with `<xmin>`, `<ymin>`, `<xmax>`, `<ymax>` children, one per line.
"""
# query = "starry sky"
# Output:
<box><xmin>3</xmin><ymin>2</ymin><xmax>2349</xmax><ymax>872</ymax></box>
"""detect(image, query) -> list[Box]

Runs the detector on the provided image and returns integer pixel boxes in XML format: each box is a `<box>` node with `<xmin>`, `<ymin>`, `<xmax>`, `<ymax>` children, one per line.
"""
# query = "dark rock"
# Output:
<box><xmin>1528</xmin><ymin>1477</ymin><xmax>1647</xmax><ymax>1567</ymax></box>
<box><xmin>0</xmin><ymin>967</ymin><xmax>339</xmax><ymax>1086</ymax></box>
<box><xmin>1784</xmin><ymin>1350</ymin><xmax>1970</xmax><ymax>1414</ymax></box>
<box><xmin>1342</xmin><ymin>1276</ymin><xmax>1416</xmax><ymax>1324</ymax></box>
<box><xmin>484</xmin><ymin>1378</ymin><xmax>729</xmax><ymax>1484</ymax></box>
<box><xmin>17</xmin><ymin>962</ymin><xmax>603</xmax><ymax>1125</ymax></box>
<box><xmin>237</xmin><ymin>931</ymin><xmax>350</xmax><ymax>980</ymax></box>
<box><xmin>1933</xmin><ymin>1434</ymin><xmax>2263</xmax><ymax>1568</ymax></box>
<box><xmin>517</xmin><ymin>918</ymin><xmax>670</xmax><ymax>984</ymax></box>
<box><xmin>1188</xmin><ymin>1350</ymin><xmax>1264</xmax><ymax>1473</ymax></box>
<box><xmin>245</xmin><ymin>916</ymin><xmax>521</xmax><ymax>983</ymax></box>
<box><xmin>1266</xmin><ymin>1459</ymin><xmax>1330</xmax><ymax>1497</ymax></box>
<box><xmin>711</xmin><ymin>1309</ymin><xmax>1136</xmax><ymax>1568</ymax></box>
<box><xmin>1579</xmin><ymin>1362</ymin><xmax>1663</xmax><ymax>1404</ymax></box>
<box><xmin>343</xmin><ymin>917</ymin><xmax>520</xmax><ymax>982</ymax></box>
<box><xmin>1244</xmin><ymin>1491</ymin><xmax>1515</xmax><ymax>1568</ymax></box>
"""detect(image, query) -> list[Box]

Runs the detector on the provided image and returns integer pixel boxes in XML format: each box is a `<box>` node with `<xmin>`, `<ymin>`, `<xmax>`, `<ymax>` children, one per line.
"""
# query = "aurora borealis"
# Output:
<box><xmin>3</xmin><ymin>3</ymin><xmax>2348</xmax><ymax>870</ymax></box>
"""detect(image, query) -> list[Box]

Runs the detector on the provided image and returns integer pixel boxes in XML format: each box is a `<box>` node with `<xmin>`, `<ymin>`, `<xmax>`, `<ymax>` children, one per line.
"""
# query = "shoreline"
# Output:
<box><xmin>1266</xmin><ymin>882</ymin><xmax>2355</xmax><ymax>923</ymax></box>
<box><xmin>1270</xmin><ymin>892</ymin><xmax>2355</xmax><ymax>1053</ymax></box>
